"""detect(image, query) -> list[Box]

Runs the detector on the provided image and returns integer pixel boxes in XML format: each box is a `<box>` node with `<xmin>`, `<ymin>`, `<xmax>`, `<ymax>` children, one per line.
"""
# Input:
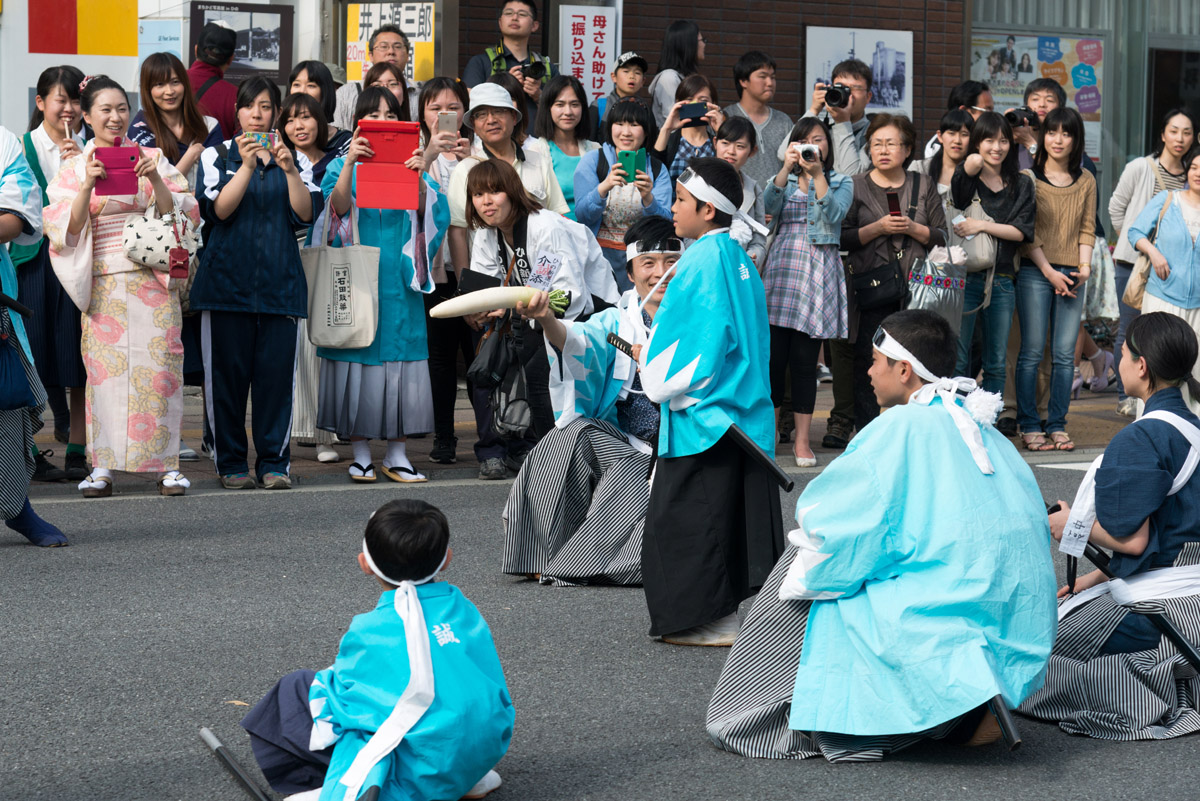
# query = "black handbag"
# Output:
<box><xmin>0</xmin><ymin>307</ymin><xmax>37</xmax><ymax>412</ymax></box>
<box><xmin>467</xmin><ymin>311</ymin><xmax>516</xmax><ymax>389</ymax></box>
<box><xmin>851</xmin><ymin>177</ymin><xmax>921</xmax><ymax>311</ymax></box>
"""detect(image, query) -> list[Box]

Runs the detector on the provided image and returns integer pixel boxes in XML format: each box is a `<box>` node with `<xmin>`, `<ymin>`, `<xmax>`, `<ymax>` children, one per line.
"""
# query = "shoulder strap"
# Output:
<box><xmin>1150</xmin><ymin>155</ymin><xmax>1167</xmax><ymax>194</ymax></box>
<box><xmin>1151</xmin><ymin>191</ymin><xmax>1172</xmax><ymax>243</ymax></box>
<box><xmin>907</xmin><ymin>172</ymin><xmax>921</xmax><ymax>218</ymax></box>
<box><xmin>195</xmin><ymin>76</ymin><xmax>220</xmax><ymax>102</ymax></box>
<box><xmin>1140</xmin><ymin>410</ymin><xmax>1200</xmax><ymax>495</ymax></box>
<box><xmin>22</xmin><ymin>132</ymin><xmax>49</xmax><ymax>199</ymax></box>
<box><xmin>595</xmin><ymin>148</ymin><xmax>608</xmax><ymax>182</ymax></box>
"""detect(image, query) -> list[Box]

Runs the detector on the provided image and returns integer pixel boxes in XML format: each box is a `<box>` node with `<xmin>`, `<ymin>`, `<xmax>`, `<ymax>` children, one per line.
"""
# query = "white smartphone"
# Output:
<box><xmin>436</xmin><ymin>111</ymin><xmax>458</xmax><ymax>134</ymax></box>
<box><xmin>951</xmin><ymin>213</ymin><xmax>976</xmax><ymax>240</ymax></box>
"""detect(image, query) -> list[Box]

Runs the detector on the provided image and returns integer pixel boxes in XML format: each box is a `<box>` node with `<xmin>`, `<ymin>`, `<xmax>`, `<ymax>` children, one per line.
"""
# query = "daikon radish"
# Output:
<box><xmin>429</xmin><ymin>287</ymin><xmax>569</xmax><ymax>318</ymax></box>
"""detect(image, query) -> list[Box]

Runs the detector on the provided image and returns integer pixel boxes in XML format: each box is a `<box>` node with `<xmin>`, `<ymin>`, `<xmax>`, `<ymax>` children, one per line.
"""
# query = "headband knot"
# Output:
<box><xmin>678</xmin><ymin>168</ymin><xmax>769</xmax><ymax>236</ymax></box>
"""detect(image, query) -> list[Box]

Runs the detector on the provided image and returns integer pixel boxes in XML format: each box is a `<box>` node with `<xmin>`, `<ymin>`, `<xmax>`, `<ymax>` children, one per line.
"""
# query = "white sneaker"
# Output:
<box><xmin>316</xmin><ymin>443</ymin><xmax>341</xmax><ymax>463</ymax></box>
<box><xmin>1116</xmin><ymin>398</ymin><xmax>1137</xmax><ymax>418</ymax></box>
<box><xmin>661</xmin><ymin>612</ymin><xmax>740</xmax><ymax>646</ymax></box>
<box><xmin>463</xmin><ymin>770</ymin><xmax>502</xmax><ymax>799</ymax></box>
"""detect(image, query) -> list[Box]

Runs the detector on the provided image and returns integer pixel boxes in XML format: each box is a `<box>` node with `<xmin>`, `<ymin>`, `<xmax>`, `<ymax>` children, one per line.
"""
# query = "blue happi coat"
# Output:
<box><xmin>316</xmin><ymin>160</ymin><xmax>448</xmax><ymax>365</ymax></box>
<box><xmin>548</xmin><ymin>289</ymin><xmax>649</xmax><ymax>431</ymax></box>
<box><xmin>0</xmin><ymin>127</ymin><xmax>43</xmax><ymax>360</ymax></box>
<box><xmin>308</xmin><ymin>582</ymin><xmax>514</xmax><ymax>801</ymax></box>
<box><xmin>638</xmin><ymin>230</ymin><xmax>773</xmax><ymax>457</ymax></box>
<box><xmin>779</xmin><ymin>396</ymin><xmax>1057</xmax><ymax>735</ymax></box>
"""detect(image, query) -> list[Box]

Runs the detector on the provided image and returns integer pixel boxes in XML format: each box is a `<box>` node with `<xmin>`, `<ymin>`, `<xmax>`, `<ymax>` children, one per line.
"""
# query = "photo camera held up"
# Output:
<box><xmin>1005</xmin><ymin>107</ymin><xmax>1039</xmax><ymax>129</ymax></box>
<box><xmin>792</xmin><ymin>143</ymin><xmax>821</xmax><ymax>163</ymax></box>
<box><xmin>822</xmin><ymin>83</ymin><xmax>852</xmax><ymax>109</ymax></box>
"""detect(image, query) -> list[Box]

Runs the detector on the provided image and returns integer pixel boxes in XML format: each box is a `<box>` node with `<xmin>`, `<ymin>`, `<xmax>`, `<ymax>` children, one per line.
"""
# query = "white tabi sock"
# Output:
<box><xmin>352</xmin><ymin>439</ymin><xmax>372</xmax><ymax>467</ymax></box>
<box><xmin>78</xmin><ymin>467</ymin><xmax>112</xmax><ymax>491</ymax></box>
<box><xmin>384</xmin><ymin>440</ymin><xmax>413</xmax><ymax>472</ymax></box>
<box><xmin>160</xmin><ymin>471</ymin><xmax>190</xmax><ymax>489</ymax></box>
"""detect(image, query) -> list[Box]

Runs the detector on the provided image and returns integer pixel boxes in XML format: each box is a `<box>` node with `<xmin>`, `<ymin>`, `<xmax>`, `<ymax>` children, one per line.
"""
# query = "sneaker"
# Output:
<box><xmin>261</xmin><ymin>472</ymin><xmax>292</xmax><ymax>490</ymax></box>
<box><xmin>478</xmin><ymin>457</ymin><xmax>508</xmax><ymax>480</ymax></box>
<box><xmin>220</xmin><ymin>472</ymin><xmax>257</xmax><ymax>490</ymax></box>
<box><xmin>315</xmin><ymin>444</ymin><xmax>340</xmax><ymax>463</ymax></box>
<box><xmin>1116</xmin><ymin>397</ymin><xmax>1138</xmax><ymax>418</ymax></box>
<box><xmin>817</xmin><ymin>364</ymin><xmax>833</xmax><ymax>383</ymax></box>
<box><xmin>503</xmin><ymin>450</ymin><xmax>528</xmax><ymax>473</ymax></box>
<box><xmin>32</xmin><ymin>450</ymin><xmax>67</xmax><ymax>482</ymax></box>
<box><xmin>54</xmin><ymin>426</ymin><xmax>70</xmax><ymax>444</ymax></box>
<box><xmin>179</xmin><ymin>444</ymin><xmax>200</xmax><ymax>461</ymax></box>
<box><xmin>463</xmin><ymin>770</ymin><xmax>502</xmax><ymax>799</ymax></box>
<box><xmin>200</xmin><ymin>441</ymin><xmax>213</xmax><ymax>459</ymax></box>
<box><xmin>63</xmin><ymin>450</ymin><xmax>90</xmax><ymax>481</ymax></box>
<box><xmin>821</xmin><ymin>419</ymin><xmax>853</xmax><ymax>450</ymax></box>
<box><xmin>430</xmin><ymin>436</ymin><xmax>457</xmax><ymax>464</ymax></box>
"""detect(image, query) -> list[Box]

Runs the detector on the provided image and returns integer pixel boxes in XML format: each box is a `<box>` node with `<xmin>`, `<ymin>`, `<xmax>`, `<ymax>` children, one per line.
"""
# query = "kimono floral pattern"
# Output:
<box><xmin>44</xmin><ymin>144</ymin><xmax>200</xmax><ymax>472</ymax></box>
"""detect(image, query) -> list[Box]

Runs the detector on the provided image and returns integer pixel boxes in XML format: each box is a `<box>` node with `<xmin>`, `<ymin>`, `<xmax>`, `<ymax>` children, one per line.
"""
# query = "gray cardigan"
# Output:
<box><xmin>1110</xmin><ymin>156</ymin><xmax>1172</xmax><ymax>264</ymax></box>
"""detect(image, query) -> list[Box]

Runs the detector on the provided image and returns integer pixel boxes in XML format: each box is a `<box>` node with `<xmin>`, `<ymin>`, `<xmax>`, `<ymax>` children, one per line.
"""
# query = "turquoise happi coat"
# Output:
<box><xmin>308</xmin><ymin>582</ymin><xmax>514</xmax><ymax>801</ymax></box>
<box><xmin>780</xmin><ymin>396</ymin><xmax>1058</xmax><ymax>735</ymax></box>
<box><xmin>0</xmin><ymin>126</ymin><xmax>43</xmax><ymax>361</ymax></box>
<box><xmin>638</xmin><ymin>229</ymin><xmax>773</xmax><ymax>457</ymax></box>
<box><xmin>317</xmin><ymin>160</ymin><xmax>448</xmax><ymax>365</ymax></box>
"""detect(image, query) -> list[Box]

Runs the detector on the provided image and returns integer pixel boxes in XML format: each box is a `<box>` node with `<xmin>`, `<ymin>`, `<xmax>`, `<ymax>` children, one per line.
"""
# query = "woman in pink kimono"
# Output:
<box><xmin>43</xmin><ymin>75</ymin><xmax>201</xmax><ymax>498</ymax></box>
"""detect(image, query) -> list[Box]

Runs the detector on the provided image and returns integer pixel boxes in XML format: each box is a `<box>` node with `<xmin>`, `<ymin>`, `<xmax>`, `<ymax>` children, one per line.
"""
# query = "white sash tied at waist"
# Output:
<box><xmin>1058</xmin><ymin>563</ymin><xmax>1200</xmax><ymax>620</ymax></box>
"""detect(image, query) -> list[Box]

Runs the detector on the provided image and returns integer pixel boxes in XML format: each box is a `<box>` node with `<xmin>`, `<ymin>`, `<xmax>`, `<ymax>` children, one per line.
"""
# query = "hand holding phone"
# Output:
<box><xmin>437</xmin><ymin>111</ymin><xmax>458</xmax><ymax>134</ymax></box>
<box><xmin>678</xmin><ymin>101</ymin><xmax>708</xmax><ymax>129</ymax></box>
<box><xmin>93</xmin><ymin>144</ymin><xmax>139</xmax><ymax>196</ymax></box>
<box><xmin>617</xmin><ymin>148</ymin><xmax>647</xmax><ymax>180</ymax></box>
<box><xmin>247</xmin><ymin>131</ymin><xmax>277</xmax><ymax>149</ymax></box>
<box><xmin>886</xmin><ymin>191</ymin><xmax>902</xmax><ymax>216</ymax></box>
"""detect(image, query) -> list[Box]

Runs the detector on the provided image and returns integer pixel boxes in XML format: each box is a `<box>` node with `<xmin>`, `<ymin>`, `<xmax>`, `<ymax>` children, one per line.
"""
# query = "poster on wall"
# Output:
<box><xmin>190</xmin><ymin>2</ymin><xmax>294</xmax><ymax>85</ymax></box>
<box><xmin>970</xmin><ymin>32</ymin><xmax>1104</xmax><ymax>161</ymax></box>
<box><xmin>29</xmin><ymin>0</ymin><xmax>137</xmax><ymax>56</ymax></box>
<box><xmin>138</xmin><ymin>20</ymin><xmax>183</xmax><ymax>76</ymax></box>
<box><xmin>805</xmin><ymin>26</ymin><xmax>913</xmax><ymax>118</ymax></box>
<box><xmin>558</xmin><ymin>5</ymin><xmax>618</xmax><ymax>102</ymax></box>
<box><xmin>345</xmin><ymin>3</ymin><xmax>436</xmax><ymax>84</ymax></box>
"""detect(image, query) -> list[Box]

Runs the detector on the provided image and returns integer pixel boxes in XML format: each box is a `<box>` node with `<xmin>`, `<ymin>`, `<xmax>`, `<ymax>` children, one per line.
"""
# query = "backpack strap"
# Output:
<box><xmin>595</xmin><ymin>148</ymin><xmax>608</xmax><ymax>183</ymax></box>
<box><xmin>195</xmin><ymin>75</ymin><xmax>220</xmax><ymax>102</ymax></box>
<box><xmin>1140</xmin><ymin>410</ymin><xmax>1200</xmax><ymax>495</ymax></box>
<box><xmin>22</xmin><ymin>132</ymin><xmax>49</xmax><ymax>202</ymax></box>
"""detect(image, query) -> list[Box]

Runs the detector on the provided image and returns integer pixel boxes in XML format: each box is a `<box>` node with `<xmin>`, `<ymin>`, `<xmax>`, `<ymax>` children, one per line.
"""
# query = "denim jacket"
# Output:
<box><xmin>1128</xmin><ymin>190</ymin><xmax>1200</xmax><ymax>310</ymax></box>
<box><xmin>762</xmin><ymin>170</ymin><xmax>853</xmax><ymax>245</ymax></box>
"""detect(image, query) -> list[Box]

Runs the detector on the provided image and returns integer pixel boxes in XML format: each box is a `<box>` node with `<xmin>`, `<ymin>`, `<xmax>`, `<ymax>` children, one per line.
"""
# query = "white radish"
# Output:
<box><xmin>429</xmin><ymin>287</ymin><xmax>568</xmax><ymax>318</ymax></box>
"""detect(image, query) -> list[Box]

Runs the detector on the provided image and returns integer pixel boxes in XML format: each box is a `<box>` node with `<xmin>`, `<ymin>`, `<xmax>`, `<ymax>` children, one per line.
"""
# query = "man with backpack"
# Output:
<box><xmin>187</xmin><ymin>22</ymin><xmax>239</xmax><ymax>140</ymax></box>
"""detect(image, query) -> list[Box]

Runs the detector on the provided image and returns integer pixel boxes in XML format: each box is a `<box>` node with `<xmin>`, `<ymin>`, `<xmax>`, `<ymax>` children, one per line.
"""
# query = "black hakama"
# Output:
<box><xmin>641</xmin><ymin>430</ymin><xmax>784</xmax><ymax>636</ymax></box>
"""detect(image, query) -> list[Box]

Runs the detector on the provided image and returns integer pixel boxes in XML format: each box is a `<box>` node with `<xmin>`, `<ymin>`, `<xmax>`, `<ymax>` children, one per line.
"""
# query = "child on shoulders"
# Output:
<box><xmin>241</xmin><ymin>500</ymin><xmax>513</xmax><ymax>801</ymax></box>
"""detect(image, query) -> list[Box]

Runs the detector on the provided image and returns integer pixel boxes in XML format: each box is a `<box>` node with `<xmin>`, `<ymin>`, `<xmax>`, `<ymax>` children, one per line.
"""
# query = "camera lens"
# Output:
<box><xmin>824</xmin><ymin>85</ymin><xmax>850</xmax><ymax>109</ymax></box>
<box><xmin>524</xmin><ymin>61</ymin><xmax>546</xmax><ymax>80</ymax></box>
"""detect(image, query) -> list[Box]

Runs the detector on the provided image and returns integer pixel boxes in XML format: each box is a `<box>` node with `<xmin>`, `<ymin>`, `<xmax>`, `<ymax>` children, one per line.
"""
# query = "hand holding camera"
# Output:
<box><xmin>811</xmin><ymin>81</ymin><xmax>853</xmax><ymax>123</ymax></box>
<box><xmin>1004</xmin><ymin>107</ymin><xmax>1039</xmax><ymax>149</ymax></box>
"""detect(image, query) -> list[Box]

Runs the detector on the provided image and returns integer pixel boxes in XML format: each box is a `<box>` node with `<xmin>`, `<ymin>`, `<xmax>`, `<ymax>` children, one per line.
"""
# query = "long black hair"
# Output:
<box><xmin>658</xmin><ymin>20</ymin><xmax>700</xmax><ymax>76</ymax></box>
<box><xmin>928</xmin><ymin>108</ymin><xmax>974</xmax><ymax>181</ymax></box>
<box><xmin>967</xmin><ymin>111</ymin><xmax>1020</xmax><ymax>196</ymax></box>
<box><xmin>1126</xmin><ymin>311</ymin><xmax>1200</xmax><ymax>397</ymax></box>
<box><xmin>533</xmin><ymin>75</ymin><xmax>589</xmax><ymax>142</ymax></box>
<box><xmin>288</xmin><ymin>60</ymin><xmax>338</xmax><ymax>124</ymax></box>
<box><xmin>1153</xmin><ymin>107</ymin><xmax>1197</xmax><ymax>158</ymax></box>
<box><xmin>29</xmin><ymin>65</ymin><xmax>84</xmax><ymax>132</ymax></box>
<box><xmin>1033</xmin><ymin>106</ymin><xmax>1085</xmax><ymax>179</ymax></box>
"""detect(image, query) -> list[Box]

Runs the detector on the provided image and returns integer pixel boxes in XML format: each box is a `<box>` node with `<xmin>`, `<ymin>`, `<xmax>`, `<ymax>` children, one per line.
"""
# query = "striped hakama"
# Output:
<box><xmin>291</xmin><ymin>321</ymin><xmax>335</xmax><ymax>444</ymax></box>
<box><xmin>1018</xmin><ymin>545</ymin><xmax>1200</xmax><ymax>740</ymax></box>
<box><xmin>0</xmin><ymin>311</ymin><xmax>47</xmax><ymax>519</ymax></box>
<box><xmin>706</xmin><ymin>547</ymin><xmax>983</xmax><ymax>762</ymax></box>
<box><xmin>501</xmin><ymin>418</ymin><xmax>649</xmax><ymax>586</ymax></box>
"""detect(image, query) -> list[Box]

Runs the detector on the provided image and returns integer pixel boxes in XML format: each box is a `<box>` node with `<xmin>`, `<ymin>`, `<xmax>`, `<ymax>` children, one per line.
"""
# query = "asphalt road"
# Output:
<box><xmin>4</xmin><ymin>461</ymin><xmax>1198</xmax><ymax>801</ymax></box>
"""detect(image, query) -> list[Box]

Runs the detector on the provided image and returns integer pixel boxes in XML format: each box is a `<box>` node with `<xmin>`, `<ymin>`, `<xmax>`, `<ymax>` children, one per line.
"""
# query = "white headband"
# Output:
<box><xmin>625</xmin><ymin>239</ymin><xmax>684</xmax><ymax>262</ymax></box>
<box><xmin>678</xmin><ymin>171</ymin><xmax>769</xmax><ymax>236</ymax></box>
<box><xmin>874</xmin><ymin>326</ymin><xmax>1000</xmax><ymax>474</ymax></box>
<box><xmin>361</xmin><ymin>538</ymin><xmax>448</xmax><ymax>587</ymax></box>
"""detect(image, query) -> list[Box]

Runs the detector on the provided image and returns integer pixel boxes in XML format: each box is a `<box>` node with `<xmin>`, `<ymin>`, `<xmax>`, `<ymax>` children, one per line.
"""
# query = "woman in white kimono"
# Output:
<box><xmin>500</xmin><ymin>216</ymin><xmax>679</xmax><ymax>585</ymax></box>
<box><xmin>43</xmin><ymin>75</ymin><xmax>201</xmax><ymax>498</ymax></box>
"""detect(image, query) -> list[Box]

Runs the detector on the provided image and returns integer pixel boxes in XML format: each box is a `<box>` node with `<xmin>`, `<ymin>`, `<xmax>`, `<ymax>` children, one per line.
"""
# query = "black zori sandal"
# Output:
<box><xmin>348</xmin><ymin>462</ymin><xmax>377</xmax><ymax>483</ymax></box>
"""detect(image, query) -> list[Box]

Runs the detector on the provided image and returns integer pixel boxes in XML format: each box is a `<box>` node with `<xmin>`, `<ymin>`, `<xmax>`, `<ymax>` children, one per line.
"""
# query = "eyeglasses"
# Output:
<box><xmin>870</xmin><ymin>140</ymin><xmax>903</xmax><ymax>152</ymax></box>
<box><xmin>501</xmin><ymin>9</ymin><xmax>533</xmax><ymax>19</ymax></box>
<box><xmin>473</xmin><ymin>108</ymin><xmax>512</xmax><ymax>121</ymax></box>
<box><xmin>372</xmin><ymin>42</ymin><xmax>407</xmax><ymax>53</ymax></box>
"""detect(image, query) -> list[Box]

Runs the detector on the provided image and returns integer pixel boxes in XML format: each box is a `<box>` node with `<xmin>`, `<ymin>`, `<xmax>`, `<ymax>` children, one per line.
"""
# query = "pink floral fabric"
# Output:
<box><xmin>44</xmin><ymin>143</ymin><xmax>200</xmax><ymax>472</ymax></box>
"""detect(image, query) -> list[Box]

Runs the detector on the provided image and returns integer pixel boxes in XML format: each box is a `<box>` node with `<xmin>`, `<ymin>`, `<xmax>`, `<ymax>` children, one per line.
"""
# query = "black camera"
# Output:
<box><xmin>1004</xmin><ymin>107</ymin><xmax>1038</xmax><ymax>129</ymax></box>
<box><xmin>521</xmin><ymin>60</ymin><xmax>547</xmax><ymax>81</ymax></box>
<box><xmin>823</xmin><ymin>83</ymin><xmax>852</xmax><ymax>109</ymax></box>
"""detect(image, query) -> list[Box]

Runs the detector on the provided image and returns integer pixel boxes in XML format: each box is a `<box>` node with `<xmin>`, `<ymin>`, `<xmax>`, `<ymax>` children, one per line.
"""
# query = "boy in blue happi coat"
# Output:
<box><xmin>241</xmin><ymin>500</ymin><xmax>513</xmax><ymax>800</ymax></box>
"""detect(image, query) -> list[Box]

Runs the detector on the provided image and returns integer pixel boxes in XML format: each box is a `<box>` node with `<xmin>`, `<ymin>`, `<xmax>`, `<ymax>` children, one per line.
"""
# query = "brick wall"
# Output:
<box><xmin>456</xmin><ymin>0</ymin><xmax>966</xmax><ymax>141</ymax></box>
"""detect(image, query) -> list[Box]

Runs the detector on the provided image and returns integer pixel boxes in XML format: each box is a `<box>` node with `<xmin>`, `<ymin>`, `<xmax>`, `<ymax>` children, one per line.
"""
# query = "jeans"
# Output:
<box><xmin>956</xmin><ymin>273</ymin><xmax>1015</xmax><ymax>394</ymax></box>
<box><xmin>1015</xmin><ymin>264</ymin><xmax>1084</xmax><ymax>433</ymax></box>
<box><xmin>1112</xmin><ymin>260</ymin><xmax>1140</xmax><ymax>401</ymax></box>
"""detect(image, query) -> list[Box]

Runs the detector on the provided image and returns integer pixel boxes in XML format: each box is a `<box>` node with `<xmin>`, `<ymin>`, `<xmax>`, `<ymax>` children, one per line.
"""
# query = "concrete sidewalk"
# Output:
<box><xmin>27</xmin><ymin>380</ymin><xmax>1127</xmax><ymax>498</ymax></box>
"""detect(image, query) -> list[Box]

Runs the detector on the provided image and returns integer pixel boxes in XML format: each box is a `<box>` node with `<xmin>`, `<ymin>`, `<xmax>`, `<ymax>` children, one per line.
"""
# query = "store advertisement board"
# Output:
<box><xmin>345</xmin><ymin>3</ymin><xmax>436</xmax><ymax>83</ymax></box>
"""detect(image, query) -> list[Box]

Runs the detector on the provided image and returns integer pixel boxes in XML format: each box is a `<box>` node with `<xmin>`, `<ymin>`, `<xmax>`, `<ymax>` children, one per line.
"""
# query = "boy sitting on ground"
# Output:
<box><xmin>241</xmin><ymin>499</ymin><xmax>514</xmax><ymax>800</ymax></box>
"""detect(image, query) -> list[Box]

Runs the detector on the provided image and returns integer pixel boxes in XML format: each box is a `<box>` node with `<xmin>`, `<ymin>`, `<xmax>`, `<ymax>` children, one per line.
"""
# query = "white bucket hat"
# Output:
<box><xmin>465</xmin><ymin>83</ymin><xmax>523</xmax><ymax>129</ymax></box>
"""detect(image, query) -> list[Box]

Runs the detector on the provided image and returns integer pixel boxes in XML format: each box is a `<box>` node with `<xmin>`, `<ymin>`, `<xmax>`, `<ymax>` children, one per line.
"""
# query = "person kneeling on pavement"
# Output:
<box><xmin>706</xmin><ymin>308</ymin><xmax>1057</xmax><ymax>761</ymax></box>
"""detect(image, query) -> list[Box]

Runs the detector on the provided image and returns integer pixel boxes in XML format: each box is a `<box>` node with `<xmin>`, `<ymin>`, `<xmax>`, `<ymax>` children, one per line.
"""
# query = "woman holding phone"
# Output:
<box><xmin>653</xmin><ymin>74</ymin><xmax>725</xmax><ymax>184</ymax></box>
<box><xmin>1015</xmin><ymin>107</ymin><xmax>1096</xmax><ymax>452</ymax></box>
<box><xmin>418</xmin><ymin>77</ymin><xmax>475</xmax><ymax>465</ymax></box>
<box><xmin>192</xmin><ymin>76</ymin><xmax>322</xmax><ymax>490</ymax></box>
<box><xmin>840</xmin><ymin>113</ymin><xmax>947</xmax><ymax>430</ymax></box>
<box><xmin>573</xmin><ymin>99</ymin><xmax>673</xmax><ymax>290</ymax></box>
<box><xmin>317</xmin><ymin>86</ymin><xmax>446</xmax><ymax>484</ymax></box>
<box><xmin>524</xmin><ymin>75</ymin><xmax>600</xmax><ymax>221</ymax></box>
<box><xmin>43</xmin><ymin>74</ymin><xmax>202</xmax><ymax>498</ymax></box>
<box><xmin>15</xmin><ymin>65</ymin><xmax>88</xmax><ymax>483</ymax></box>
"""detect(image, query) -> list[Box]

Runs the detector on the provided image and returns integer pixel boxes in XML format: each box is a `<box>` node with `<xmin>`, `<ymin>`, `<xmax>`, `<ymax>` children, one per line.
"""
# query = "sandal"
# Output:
<box><xmin>349</xmin><ymin>462</ymin><xmax>377</xmax><ymax>483</ymax></box>
<box><xmin>157</xmin><ymin>471</ymin><xmax>189</xmax><ymax>497</ymax></box>
<box><xmin>1021</xmin><ymin>432</ymin><xmax>1052</xmax><ymax>451</ymax></box>
<box><xmin>380</xmin><ymin>463</ymin><xmax>427</xmax><ymax>483</ymax></box>
<box><xmin>1049</xmin><ymin>431</ymin><xmax>1075</xmax><ymax>451</ymax></box>
<box><xmin>79</xmin><ymin>474</ymin><xmax>113</xmax><ymax>498</ymax></box>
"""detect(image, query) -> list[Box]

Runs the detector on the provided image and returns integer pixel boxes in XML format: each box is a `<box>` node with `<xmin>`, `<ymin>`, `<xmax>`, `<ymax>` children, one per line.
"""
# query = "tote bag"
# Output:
<box><xmin>1123</xmin><ymin>191</ymin><xmax>1171</xmax><ymax>312</ymax></box>
<box><xmin>301</xmin><ymin>206</ymin><xmax>381</xmax><ymax>349</ymax></box>
<box><xmin>946</xmin><ymin>193</ymin><xmax>997</xmax><ymax>273</ymax></box>
<box><xmin>907</xmin><ymin>247</ymin><xmax>967</xmax><ymax>335</ymax></box>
